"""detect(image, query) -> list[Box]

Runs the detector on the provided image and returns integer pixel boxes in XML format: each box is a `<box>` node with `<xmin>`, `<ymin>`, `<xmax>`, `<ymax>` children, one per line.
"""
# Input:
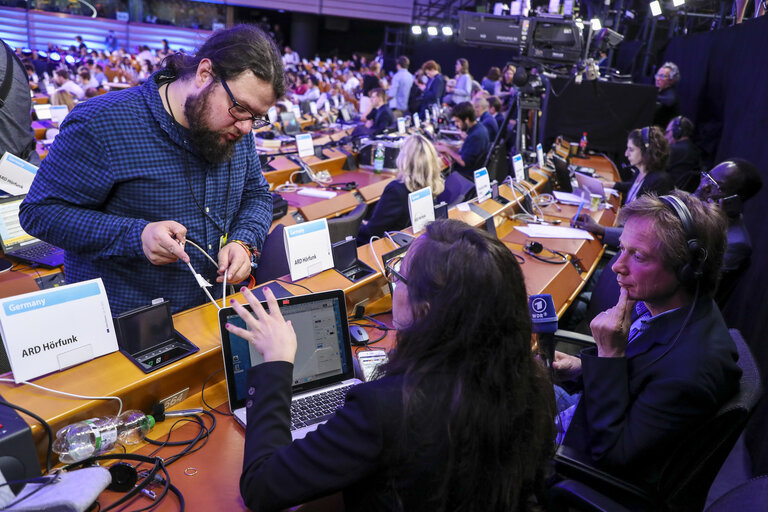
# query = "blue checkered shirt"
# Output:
<box><xmin>20</xmin><ymin>73</ymin><xmax>272</xmax><ymax>315</ymax></box>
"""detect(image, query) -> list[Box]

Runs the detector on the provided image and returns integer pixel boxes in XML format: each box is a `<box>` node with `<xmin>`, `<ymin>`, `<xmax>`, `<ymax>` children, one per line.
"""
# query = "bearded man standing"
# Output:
<box><xmin>20</xmin><ymin>25</ymin><xmax>285</xmax><ymax>314</ymax></box>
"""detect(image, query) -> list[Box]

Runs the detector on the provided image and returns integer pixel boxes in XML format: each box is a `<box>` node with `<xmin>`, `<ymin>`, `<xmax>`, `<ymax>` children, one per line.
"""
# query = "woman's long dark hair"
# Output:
<box><xmin>383</xmin><ymin>219</ymin><xmax>556</xmax><ymax>511</ymax></box>
<box><xmin>629</xmin><ymin>126</ymin><xmax>669</xmax><ymax>173</ymax></box>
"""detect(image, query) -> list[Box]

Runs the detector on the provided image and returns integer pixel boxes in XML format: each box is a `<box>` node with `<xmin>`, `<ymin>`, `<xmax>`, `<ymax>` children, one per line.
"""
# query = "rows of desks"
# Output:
<box><xmin>0</xmin><ymin>153</ymin><xmax>619</xmax><ymax>510</ymax></box>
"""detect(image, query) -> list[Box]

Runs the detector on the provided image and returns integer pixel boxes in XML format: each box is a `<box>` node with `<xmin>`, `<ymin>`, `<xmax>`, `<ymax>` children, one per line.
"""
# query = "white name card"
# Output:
<box><xmin>412</xmin><ymin>113</ymin><xmax>420</xmax><ymax>127</ymax></box>
<box><xmin>512</xmin><ymin>153</ymin><xmax>525</xmax><ymax>182</ymax></box>
<box><xmin>474</xmin><ymin>167</ymin><xmax>492</xmax><ymax>202</ymax></box>
<box><xmin>408</xmin><ymin>186</ymin><xmax>434</xmax><ymax>234</ymax></box>
<box><xmin>397</xmin><ymin>117</ymin><xmax>406</xmax><ymax>135</ymax></box>
<box><xmin>267</xmin><ymin>106</ymin><xmax>278</xmax><ymax>124</ymax></box>
<box><xmin>292</xmin><ymin>105</ymin><xmax>302</xmax><ymax>120</ymax></box>
<box><xmin>309</xmin><ymin>101</ymin><xmax>318</xmax><ymax>116</ymax></box>
<box><xmin>333</xmin><ymin>96</ymin><xmax>340</xmax><ymax>108</ymax></box>
<box><xmin>283</xmin><ymin>219</ymin><xmax>334</xmax><ymax>281</ymax></box>
<box><xmin>50</xmin><ymin>105</ymin><xmax>68</xmax><ymax>125</ymax></box>
<box><xmin>0</xmin><ymin>279</ymin><xmax>117</xmax><ymax>383</ymax></box>
<box><xmin>295</xmin><ymin>133</ymin><xmax>314</xmax><ymax>158</ymax></box>
<box><xmin>0</xmin><ymin>151</ymin><xmax>38</xmax><ymax>195</ymax></box>
<box><xmin>536</xmin><ymin>143</ymin><xmax>545</xmax><ymax>168</ymax></box>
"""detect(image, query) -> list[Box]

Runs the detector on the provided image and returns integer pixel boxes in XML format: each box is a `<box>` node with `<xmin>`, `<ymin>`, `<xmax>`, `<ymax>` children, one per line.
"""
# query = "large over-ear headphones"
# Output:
<box><xmin>640</xmin><ymin>126</ymin><xmax>650</xmax><ymax>152</ymax></box>
<box><xmin>659</xmin><ymin>195</ymin><xmax>708</xmax><ymax>286</ymax></box>
<box><xmin>671</xmin><ymin>116</ymin><xmax>683</xmax><ymax>140</ymax></box>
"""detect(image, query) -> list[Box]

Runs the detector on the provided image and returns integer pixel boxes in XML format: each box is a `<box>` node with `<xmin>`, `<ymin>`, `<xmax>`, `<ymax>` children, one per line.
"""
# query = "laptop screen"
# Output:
<box><xmin>33</xmin><ymin>104</ymin><xmax>51</xmax><ymax>120</ymax></box>
<box><xmin>219</xmin><ymin>290</ymin><xmax>354</xmax><ymax>410</ymax></box>
<box><xmin>280</xmin><ymin>112</ymin><xmax>300</xmax><ymax>135</ymax></box>
<box><xmin>0</xmin><ymin>196</ymin><xmax>40</xmax><ymax>252</ymax></box>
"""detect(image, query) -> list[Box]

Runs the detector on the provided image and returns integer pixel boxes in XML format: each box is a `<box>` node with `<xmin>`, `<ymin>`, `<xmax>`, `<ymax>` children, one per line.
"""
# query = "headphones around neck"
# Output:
<box><xmin>658</xmin><ymin>195</ymin><xmax>707</xmax><ymax>286</ymax></box>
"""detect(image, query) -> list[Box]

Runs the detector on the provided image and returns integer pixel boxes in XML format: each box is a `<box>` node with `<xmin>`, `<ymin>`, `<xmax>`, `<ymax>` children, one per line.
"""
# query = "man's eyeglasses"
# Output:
<box><xmin>700</xmin><ymin>171</ymin><xmax>723</xmax><ymax>192</ymax></box>
<box><xmin>384</xmin><ymin>255</ymin><xmax>408</xmax><ymax>285</ymax></box>
<box><xmin>655</xmin><ymin>72</ymin><xmax>671</xmax><ymax>80</ymax></box>
<box><xmin>220</xmin><ymin>77</ymin><xmax>271</xmax><ymax>129</ymax></box>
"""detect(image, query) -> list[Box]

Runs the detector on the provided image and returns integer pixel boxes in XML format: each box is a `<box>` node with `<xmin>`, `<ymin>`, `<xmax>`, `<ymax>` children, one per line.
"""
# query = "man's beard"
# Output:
<box><xmin>183</xmin><ymin>83</ymin><xmax>242</xmax><ymax>164</ymax></box>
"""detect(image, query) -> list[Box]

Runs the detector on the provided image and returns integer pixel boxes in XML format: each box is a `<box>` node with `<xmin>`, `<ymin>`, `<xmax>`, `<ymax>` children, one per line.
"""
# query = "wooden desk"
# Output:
<box><xmin>0</xmin><ymin>156</ymin><xmax>621</xmax><ymax>504</ymax></box>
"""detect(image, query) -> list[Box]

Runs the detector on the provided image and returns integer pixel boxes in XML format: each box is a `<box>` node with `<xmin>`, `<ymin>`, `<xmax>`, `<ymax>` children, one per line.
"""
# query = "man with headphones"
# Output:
<box><xmin>695</xmin><ymin>159</ymin><xmax>763</xmax><ymax>274</ymax></box>
<box><xmin>665</xmin><ymin>115</ymin><xmax>702</xmax><ymax>192</ymax></box>
<box><xmin>554</xmin><ymin>191</ymin><xmax>741</xmax><ymax>484</ymax></box>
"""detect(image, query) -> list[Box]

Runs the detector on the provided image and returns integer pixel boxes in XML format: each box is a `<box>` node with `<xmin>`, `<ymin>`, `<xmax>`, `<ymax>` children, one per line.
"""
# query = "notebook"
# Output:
<box><xmin>219</xmin><ymin>289</ymin><xmax>361</xmax><ymax>440</ymax></box>
<box><xmin>0</xmin><ymin>196</ymin><xmax>65</xmax><ymax>268</ymax></box>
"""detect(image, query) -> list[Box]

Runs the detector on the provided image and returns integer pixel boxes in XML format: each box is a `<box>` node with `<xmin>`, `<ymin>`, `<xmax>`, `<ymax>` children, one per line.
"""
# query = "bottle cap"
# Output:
<box><xmin>146</xmin><ymin>415</ymin><xmax>155</xmax><ymax>430</ymax></box>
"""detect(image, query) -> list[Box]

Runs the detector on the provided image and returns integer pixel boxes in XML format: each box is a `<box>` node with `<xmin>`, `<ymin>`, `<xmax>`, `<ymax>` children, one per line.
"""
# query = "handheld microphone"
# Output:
<box><xmin>529</xmin><ymin>294</ymin><xmax>558</xmax><ymax>369</ymax></box>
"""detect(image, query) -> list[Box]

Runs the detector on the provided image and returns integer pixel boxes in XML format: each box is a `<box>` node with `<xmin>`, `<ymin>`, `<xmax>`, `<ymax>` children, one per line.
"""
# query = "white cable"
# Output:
<box><xmin>368</xmin><ymin>236</ymin><xmax>386</xmax><ymax>275</ymax></box>
<box><xmin>0</xmin><ymin>378</ymin><xmax>123</xmax><ymax>416</ymax></box>
<box><xmin>183</xmin><ymin>259</ymin><xmax>222</xmax><ymax>311</ymax></box>
<box><xmin>203</xmin><ymin>286</ymin><xmax>221</xmax><ymax>311</ymax></box>
<box><xmin>275</xmin><ymin>182</ymin><xmax>298</xmax><ymax>193</ymax></box>
<box><xmin>184</xmin><ymin>239</ymin><xmax>218</xmax><ymax>267</ymax></box>
<box><xmin>222</xmin><ymin>269</ymin><xmax>228</xmax><ymax>309</ymax></box>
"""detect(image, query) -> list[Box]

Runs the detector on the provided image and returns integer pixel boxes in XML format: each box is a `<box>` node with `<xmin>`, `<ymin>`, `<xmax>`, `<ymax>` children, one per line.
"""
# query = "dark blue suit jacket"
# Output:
<box><xmin>456</xmin><ymin>122</ymin><xmax>490</xmax><ymax>180</ymax></box>
<box><xmin>563</xmin><ymin>298</ymin><xmax>741</xmax><ymax>484</ymax></box>
<box><xmin>240</xmin><ymin>362</ymin><xmax>452</xmax><ymax>511</ymax></box>
<box><xmin>419</xmin><ymin>74</ymin><xmax>445</xmax><ymax>116</ymax></box>
<box><xmin>356</xmin><ymin>180</ymin><xmax>410</xmax><ymax>244</ymax></box>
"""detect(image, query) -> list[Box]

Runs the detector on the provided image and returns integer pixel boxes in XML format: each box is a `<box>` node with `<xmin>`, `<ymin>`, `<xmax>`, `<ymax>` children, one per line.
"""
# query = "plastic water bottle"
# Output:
<box><xmin>579</xmin><ymin>132</ymin><xmax>588</xmax><ymax>156</ymax></box>
<box><xmin>373</xmin><ymin>143</ymin><xmax>385</xmax><ymax>173</ymax></box>
<box><xmin>52</xmin><ymin>410</ymin><xmax>155</xmax><ymax>463</ymax></box>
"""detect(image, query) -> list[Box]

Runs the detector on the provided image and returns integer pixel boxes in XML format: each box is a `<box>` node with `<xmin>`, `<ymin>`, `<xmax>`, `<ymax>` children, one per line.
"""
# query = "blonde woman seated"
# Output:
<box><xmin>357</xmin><ymin>134</ymin><xmax>444</xmax><ymax>244</ymax></box>
<box><xmin>51</xmin><ymin>90</ymin><xmax>76</xmax><ymax>112</ymax></box>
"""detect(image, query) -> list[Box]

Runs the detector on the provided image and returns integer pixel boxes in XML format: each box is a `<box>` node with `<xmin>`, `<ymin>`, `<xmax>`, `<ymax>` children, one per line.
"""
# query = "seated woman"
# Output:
<box><xmin>230</xmin><ymin>219</ymin><xmax>556</xmax><ymax>511</ymax></box>
<box><xmin>356</xmin><ymin>134</ymin><xmax>444</xmax><ymax>244</ymax></box>
<box><xmin>574</xmin><ymin>125</ymin><xmax>672</xmax><ymax>247</ymax></box>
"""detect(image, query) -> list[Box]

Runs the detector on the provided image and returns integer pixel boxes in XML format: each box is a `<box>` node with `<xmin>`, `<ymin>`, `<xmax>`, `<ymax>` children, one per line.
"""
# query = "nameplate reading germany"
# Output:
<box><xmin>283</xmin><ymin>219</ymin><xmax>334</xmax><ymax>281</ymax></box>
<box><xmin>0</xmin><ymin>279</ymin><xmax>118</xmax><ymax>382</ymax></box>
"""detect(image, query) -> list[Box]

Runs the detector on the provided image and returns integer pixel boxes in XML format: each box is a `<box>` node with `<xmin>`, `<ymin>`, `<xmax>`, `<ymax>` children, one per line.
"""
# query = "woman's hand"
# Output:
<box><xmin>225</xmin><ymin>287</ymin><xmax>297</xmax><ymax>363</ymax></box>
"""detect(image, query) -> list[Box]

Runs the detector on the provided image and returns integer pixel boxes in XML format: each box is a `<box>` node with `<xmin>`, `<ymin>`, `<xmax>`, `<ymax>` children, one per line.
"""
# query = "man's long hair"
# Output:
<box><xmin>163</xmin><ymin>24</ymin><xmax>285</xmax><ymax>99</ymax></box>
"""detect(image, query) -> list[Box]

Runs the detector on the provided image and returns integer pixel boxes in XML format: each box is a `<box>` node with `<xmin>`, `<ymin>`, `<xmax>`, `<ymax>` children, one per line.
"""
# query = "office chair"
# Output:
<box><xmin>253</xmin><ymin>224</ymin><xmax>290</xmax><ymax>285</ymax></box>
<box><xmin>548</xmin><ymin>329</ymin><xmax>762</xmax><ymax>512</ymax></box>
<box><xmin>714</xmin><ymin>256</ymin><xmax>750</xmax><ymax>310</ymax></box>
<box><xmin>436</xmin><ymin>171</ymin><xmax>475</xmax><ymax>207</ymax></box>
<box><xmin>706</xmin><ymin>475</ymin><xmax>768</xmax><ymax>512</ymax></box>
<box><xmin>485</xmin><ymin>142</ymin><xmax>510</xmax><ymax>184</ymax></box>
<box><xmin>327</xmin><ymin>203</ymin><xmax>367</xmax><ymax>245</ymax></box>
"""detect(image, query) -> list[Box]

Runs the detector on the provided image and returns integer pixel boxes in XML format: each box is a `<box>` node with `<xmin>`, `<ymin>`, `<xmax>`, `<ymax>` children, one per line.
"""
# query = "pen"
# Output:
<box><xmin>572</xmin><ymin>200</ymin><xmax>585</xmax><ymax>228</ymax></box>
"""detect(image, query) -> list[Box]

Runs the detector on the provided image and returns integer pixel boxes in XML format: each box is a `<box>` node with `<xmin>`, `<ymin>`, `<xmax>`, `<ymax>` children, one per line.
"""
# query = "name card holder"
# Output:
<box><xmin>0</xmin><ymin>279</ymin><xmax>118</xmax><ymax>382</ymax></box>
<box><xmin>474</xmin><ymin>167</ymin><xmax>492</xmax><ymax>202</ymax></box>
<box><xmin>283</xmin><ymin>219</ymin><xmax>334</xmax><ymax>281</ymax></box>
<box><xmin>408</xmin><ymin>186</ymin><xmax>434</xmax><ymax>234</ymax></box>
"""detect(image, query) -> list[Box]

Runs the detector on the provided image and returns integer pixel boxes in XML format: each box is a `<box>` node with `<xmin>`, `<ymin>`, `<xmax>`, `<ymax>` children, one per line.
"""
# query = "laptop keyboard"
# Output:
<box><xmin>13</xmin><ymin>242</ymin><xmax>62</xmax><ymax>259</ymax></box>
<box><xmin>290</xmin><ymin>384</ymin><xmax>354</xmax><ymax>431</ymax></box>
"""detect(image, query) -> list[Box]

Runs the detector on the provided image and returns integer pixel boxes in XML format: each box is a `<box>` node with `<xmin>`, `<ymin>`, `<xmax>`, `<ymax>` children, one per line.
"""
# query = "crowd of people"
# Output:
<box><xmin>1</xmin><ymin>20</ymin><xmax>762</xmax><ymax>510</ymax></box>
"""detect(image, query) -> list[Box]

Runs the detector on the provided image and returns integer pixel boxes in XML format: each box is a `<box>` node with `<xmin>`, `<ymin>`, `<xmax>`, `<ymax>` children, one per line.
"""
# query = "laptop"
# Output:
<box><xmin>0</xmin><ymin>196</ymin><xmax>65</xmax><ymax>268</ymax></box>
<box><xmin>219</xmin><ymin>289</ymin><xmax>361</xmax><ymax>439</ymax></box>
<box><xmin>280</xmin><ymin>111</ymin><xmax>302</xmax><ymax>136</ymax></box>
<box><xmin>553</xmin><ymin>156</ymin><xmax>573</xmax><ymax>193</ymax></box>
<box><xmin>574</xmin><ymin>171</ymin><xmax>605</xmax><ymax>200</ymax></box>
<box><xmin>32</xmin><ymin>104</ymin><xmax>52</xmax><ymax>120</ymax></box>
